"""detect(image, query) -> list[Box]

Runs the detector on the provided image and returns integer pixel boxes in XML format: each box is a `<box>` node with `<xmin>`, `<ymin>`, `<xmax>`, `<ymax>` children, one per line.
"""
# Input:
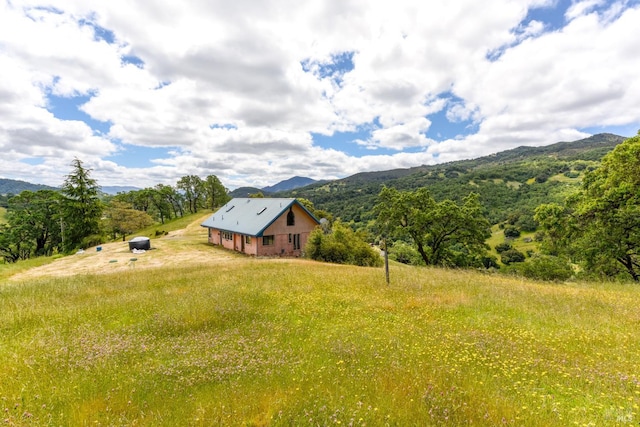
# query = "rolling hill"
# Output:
<box><xmin>0</xmin><ymin>178</ymin><xmax>57</xmax><ymax>195</ymax></box>
<box><xmin>279</xmin><ymin>133</ymin><xmax>627</xmax><ymax>224</ymax></box>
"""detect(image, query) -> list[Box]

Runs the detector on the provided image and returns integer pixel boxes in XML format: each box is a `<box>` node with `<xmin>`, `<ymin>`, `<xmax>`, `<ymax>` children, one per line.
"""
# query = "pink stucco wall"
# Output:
<box><xmin>206</xmin><ymin>203</ymin><xmax>318</xmax><ymax>257</ymax></box>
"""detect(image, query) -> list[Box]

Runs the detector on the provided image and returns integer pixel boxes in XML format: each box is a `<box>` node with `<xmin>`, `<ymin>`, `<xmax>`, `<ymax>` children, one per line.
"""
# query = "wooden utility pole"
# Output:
<box><xmin>383</xmin><ymin>238</ymin><xmax>390</xmax><ymax>285</ymax></box>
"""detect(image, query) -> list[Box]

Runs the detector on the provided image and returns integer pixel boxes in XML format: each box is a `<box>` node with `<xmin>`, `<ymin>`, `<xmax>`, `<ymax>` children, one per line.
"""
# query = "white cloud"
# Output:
<box><xmin>566</xmin><ymin>0</ymin><xmax>606</xmax><ymax>21</ymax></box>
<box><xmin>1</xmin><ymin>0</ymin><xmax>639</xmax><ymax>189</ymax></box>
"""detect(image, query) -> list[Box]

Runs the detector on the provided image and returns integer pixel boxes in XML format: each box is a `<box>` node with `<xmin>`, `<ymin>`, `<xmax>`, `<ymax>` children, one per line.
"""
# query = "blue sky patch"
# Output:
<box><xmin>78</xmin><ymin>18</ymin><xmax>116</xmax><ymax>44</ymax></box>
<box><xmin>20</xmin><ymin>157</ymin><xmax>45</xmax><ymax>166</ymax></box>
<box><xmin>46</xmin><ymin>93</ymin><xmax>111</xmax><ymax>135</ymax></box>
<box><xmin>524</xmin><ymin>0</ymin><xmax>571</xmax><ymax>33</ymax></box>
<box><xmin>210</xmin><ymin>123</ymin><xmax>238</xmax><ymax>130</ymax></box>
<box><xmin>487</xmin><ymin>0</ymin><xmax>571</xmax><ymax>61</ymax></box>
<box><xmin>302</xmin><ymin>51</ymin><xmax>355</xmax><ymax>86</ymax></box>
<box><xmin>581</xmin><ymin>124</ymin><xmax>638</xmax><ymax>138</ymax></box>
<box><xmin>312</xmin><ymin>128</ymin><xmax>380</xmax><ymax>156</ymax></box>
<box><xmin>106</xmin><ymin>145</ymin><xmax>174</xmax><ymax>168</ymax></box>
<box><xmin>426</xmin><ymin>94</ymin><xmax>479</xmax><ymax>141</ymax></box>
<box><xmin>122</xmin><ymin>55</ymin><xmax>145</xmax><ymax>68</ymax></box>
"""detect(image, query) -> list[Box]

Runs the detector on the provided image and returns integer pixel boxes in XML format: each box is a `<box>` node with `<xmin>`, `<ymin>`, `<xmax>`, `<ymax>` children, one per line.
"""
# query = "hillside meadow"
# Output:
<box><xmin>1</xmin><ymin>218</ymin><xmax>639</xmax><ymax>425</ymax></box>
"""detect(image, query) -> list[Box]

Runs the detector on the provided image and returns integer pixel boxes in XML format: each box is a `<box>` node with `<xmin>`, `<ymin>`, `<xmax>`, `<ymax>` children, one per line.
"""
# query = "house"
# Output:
<box><xmin>201</xmin><ymin>198</ymin><xmax>320</xmax><ymax>257</ymax></box>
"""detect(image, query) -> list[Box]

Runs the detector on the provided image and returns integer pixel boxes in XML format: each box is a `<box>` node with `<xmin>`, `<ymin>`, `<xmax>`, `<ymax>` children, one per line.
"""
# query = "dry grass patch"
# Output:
<box><xmin>7</xmin><ymin>213</ymin><xmax>240</xmax><ymax>282</ymax></box>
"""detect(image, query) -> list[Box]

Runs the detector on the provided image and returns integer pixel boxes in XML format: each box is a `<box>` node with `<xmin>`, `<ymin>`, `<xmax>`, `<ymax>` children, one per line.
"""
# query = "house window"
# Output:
<box><xmin>287</xmin><ymin>208</ymin><xmax>295</xmax><ymax>226</ymax></box>
<box><xmin>288</xmin><ymin>233</ymin><xmax>292</xmax><ymax>243</ymax></box>
<box><xmin>263</xmin><ymin>235</ymin><xmax>275</xmax><ymax>246</ymax></box>
<box><xmin>293</xmin><ymin>234</ymin><xmax>301</xmax><ymax>250</ymax></box>
<box><xmin>222</xmin><ymin>231</ymin><xmax>233</xmax><ymax>240</ymax></box>
<box><xmin>245</xmin><ymin>236</ymin><xmax>252</xmax><ymax>244</ymax></box>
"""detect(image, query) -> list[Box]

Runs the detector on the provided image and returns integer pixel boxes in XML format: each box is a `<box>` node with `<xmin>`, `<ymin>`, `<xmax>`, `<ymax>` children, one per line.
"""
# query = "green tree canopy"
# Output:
<box><xmin>203</xmin><ymin>175</ymin><xmax>229</xmax><ymax>210</ymax></box>
<box><xmin>105</xmin><ymin>201</ymin><xmax>154</xmax><ymax>241</ymax></box>
<box><xmin>536</xmin><ymin>132</ymin><xmax>640</xmax><ymax>281</ymax></box>
<box><xmin>0</xmin><ymin>190</ymin><xmax>64</xmax><ymax>262</ymax></box>
<box><xmin>374</xmin><ymin>186</ymin><xmax>491</xmax><ymax>268</ymax></box>
<box><xmin>177</xmin><ymin>175</ymin><xmax>205</xmax><ymax>214</ymax></box>
<box><xmin>60</xmin><ymin>158</ymin><xmax>103</xmax><ymax>251</ymax></box>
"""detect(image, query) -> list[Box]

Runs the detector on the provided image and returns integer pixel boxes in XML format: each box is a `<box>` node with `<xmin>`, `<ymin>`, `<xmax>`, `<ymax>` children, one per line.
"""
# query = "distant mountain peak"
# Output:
<box><xmin>261</xmin><ymin>176</ymin><xmax>318</xmax><ymax>193</ymax></box>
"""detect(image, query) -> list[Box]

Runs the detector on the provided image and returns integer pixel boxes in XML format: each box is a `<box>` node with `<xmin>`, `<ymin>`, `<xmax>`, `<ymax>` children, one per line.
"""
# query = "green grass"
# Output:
<box><xmin>488</xmin><ymin>226</ymin><xmax>540</xmax><ymax>264</ymax></box>
<box><xmin>0</xmin><ymin>206</ymin><xmax>6</xmax><ymax>224</ymax></box>
<box><xmin>1</xmin><ymin>260</ymin><xmax>639</xmax><ymax>425</ymax></box>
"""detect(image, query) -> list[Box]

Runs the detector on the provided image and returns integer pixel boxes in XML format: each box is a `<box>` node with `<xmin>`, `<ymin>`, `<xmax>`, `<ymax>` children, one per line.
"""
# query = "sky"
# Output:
<box><xmin>1</xmin><ymin>0</ymin><xmax>639</xmax><ymax>190</ymax></box>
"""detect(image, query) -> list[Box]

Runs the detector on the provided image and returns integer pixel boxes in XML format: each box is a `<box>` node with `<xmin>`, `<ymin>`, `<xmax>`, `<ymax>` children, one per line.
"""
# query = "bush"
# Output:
<box><xmin>509</xmin><ymin>255</ymin><xmax>574</xmax><ymax>281</ymax></box>
<box><xmin>535</xmin><ymin>173</ymin><xmax>549</xmax><ymax>183</ymax></box>
<box><xmin>503</xmin><ymin>226</ymin><xmax>521</xmax><ymax>239</ymax></box>
<box><xmin>482</xmin><ymin>255</ymin><xmax>500</xmax><ymax>269</ymax></box>
<box><xmin>516</xmin><ymin>215</ymin><xmax>538</xmax><ymax>232</ymax></box>
<box><xmin>389</xmin><ymin>241</ymin><xmax>422</xmax><ymax>265</ymax></box>
<box><xmin>495</xmin><ymin>242</ymin><xmax>512</xmax><ymax>253</ymax></box>
<box><xmin>501</xmin><ymin>249</ymin><xmax>526</xmax><ymax>265</ymax></box>
<box><xmin>305</xmin><ymin>221</ymin><xmax>383</xmax><ymax>267</ymax></box>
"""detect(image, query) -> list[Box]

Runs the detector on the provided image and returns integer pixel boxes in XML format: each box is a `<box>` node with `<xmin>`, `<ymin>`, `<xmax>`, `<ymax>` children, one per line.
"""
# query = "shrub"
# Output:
<box><xmin>516</xmin><ymin>215</ymin><xmax>538</xmax><ymax>232</ymax></box>
<box><xmin>501</xmin><ymin>248</ymin><xmax>526</xmax><ymax>265</ymax></box>
<box><xmin>482</xmin><ymin>255</ymin><xmax>500</xmax><ymax>269</ymax></box>
<box><xmin>504</xmin><ymin>226</ymin><xmax>521</xmax><ymax>239</ymax></box>
<box><xmin>389</xmin><ymin>241</ymin><xmax>422</xmax><ymax>265</ymax></box>
<box><xmin>535</xmin><ymin>173</ymin><xmax>549</xmax><ymax>183</ymax></box>
<box><xmin>510</xmin><ymin>255</ymin><xmax>574</xmax><ymax>281</ymax></box>
<box><xmin>305</xmin><ymin>221</ymin><xmax>382</xmax><ymax>267</ymax></box>
<box><xmin>495</xmin><ymin>242</ymin><xmax>513</xmax><ymax>253</ymax></box>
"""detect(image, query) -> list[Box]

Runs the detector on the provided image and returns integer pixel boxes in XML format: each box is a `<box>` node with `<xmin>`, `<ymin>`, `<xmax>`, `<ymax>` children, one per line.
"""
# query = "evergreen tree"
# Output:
<box><xmin>60</xmin><ymin>158</ymin><xmax>103</xmax><ymax>251</ymax></box>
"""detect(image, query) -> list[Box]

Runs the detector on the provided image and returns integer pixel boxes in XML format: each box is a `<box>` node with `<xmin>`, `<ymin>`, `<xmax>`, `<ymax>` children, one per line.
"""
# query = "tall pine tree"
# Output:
<box><xmin>61</xmin><ymin>158</ymin><xmax>103</xmax><ymax>251</ymax></box>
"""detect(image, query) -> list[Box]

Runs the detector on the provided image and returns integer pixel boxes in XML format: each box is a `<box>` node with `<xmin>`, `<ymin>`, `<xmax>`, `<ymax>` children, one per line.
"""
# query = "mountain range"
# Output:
<box><xmin>274</xmin><ymin>133</ymin><xmax>627</xmax><ymax>224</ymax></box>
<box><xmin>229</xmin><ymin>176</ymin><xmax>319</xmax><ymax>197</ymax></box>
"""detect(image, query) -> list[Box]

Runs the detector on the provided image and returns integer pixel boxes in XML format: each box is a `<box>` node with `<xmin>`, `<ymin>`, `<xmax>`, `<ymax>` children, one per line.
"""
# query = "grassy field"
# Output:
<box><xmin>0</xmin><ymin>206</ymin><xmax>6</xmax><ymax>224</ymax></box>
<box><xmin>1</xmin><ymin>223</ymin><xmax>639</xmax><ymax>425</ymax></box>
<box><xmin>487</xmin><ymin>226</ymin><xmax>538</xmax><ymax>263</ymax></box>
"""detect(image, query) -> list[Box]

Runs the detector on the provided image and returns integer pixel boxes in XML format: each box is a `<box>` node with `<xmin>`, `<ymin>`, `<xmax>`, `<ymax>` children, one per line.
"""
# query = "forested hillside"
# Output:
<box><xmin>281</xmin><ymin>133</ymin><xmax>626</xmax><ymax>225</ymax></box>
<box><xmin>0</xmin><ymin>179</ymin><xmax>57</xmax><ymax>207</ymax></box>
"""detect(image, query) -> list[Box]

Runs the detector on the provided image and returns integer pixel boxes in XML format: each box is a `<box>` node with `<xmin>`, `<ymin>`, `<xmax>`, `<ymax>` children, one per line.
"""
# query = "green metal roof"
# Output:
<box><xmin>200</xmin><ymin>198</ymin><xmax>319</xmax><ymax>237</ymax></box>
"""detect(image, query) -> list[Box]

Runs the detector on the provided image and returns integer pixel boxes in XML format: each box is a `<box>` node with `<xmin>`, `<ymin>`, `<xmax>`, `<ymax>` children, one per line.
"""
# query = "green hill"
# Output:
<box><xmin>0</xmin><ymin>178</ymin><xmax>57</xmax><ymax>195</ymax></box>
<box><xmin>282</xmin><ymin>133</ymin><xmax>626</xmax><ymax>224</ymax></box>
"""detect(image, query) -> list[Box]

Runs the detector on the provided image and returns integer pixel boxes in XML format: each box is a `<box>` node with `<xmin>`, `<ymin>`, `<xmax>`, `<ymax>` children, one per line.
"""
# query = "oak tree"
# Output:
<box><xmin>375</xmin><ymin>186</ymin><xmax>490</xmax><ymax>268</ymax></box>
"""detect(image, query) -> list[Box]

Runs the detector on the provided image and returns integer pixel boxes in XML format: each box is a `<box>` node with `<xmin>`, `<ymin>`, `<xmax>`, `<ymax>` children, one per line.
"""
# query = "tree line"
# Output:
<box><xmin>3</xmin><ymin>132</ymin><xmax>640</xmax><ymax>283</ymax></box>
<box><xmin>0</xmin><ymin>158</ymin><xmax>229</xmax><ymax>263</ymax></box>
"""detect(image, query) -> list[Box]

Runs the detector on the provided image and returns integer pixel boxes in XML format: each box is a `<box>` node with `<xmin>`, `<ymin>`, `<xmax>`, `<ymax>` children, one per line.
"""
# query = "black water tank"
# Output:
<box><xmin>128</xmin><ymin>236</ymin><xmax>151</xmax><ymax>250</ymax></box>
